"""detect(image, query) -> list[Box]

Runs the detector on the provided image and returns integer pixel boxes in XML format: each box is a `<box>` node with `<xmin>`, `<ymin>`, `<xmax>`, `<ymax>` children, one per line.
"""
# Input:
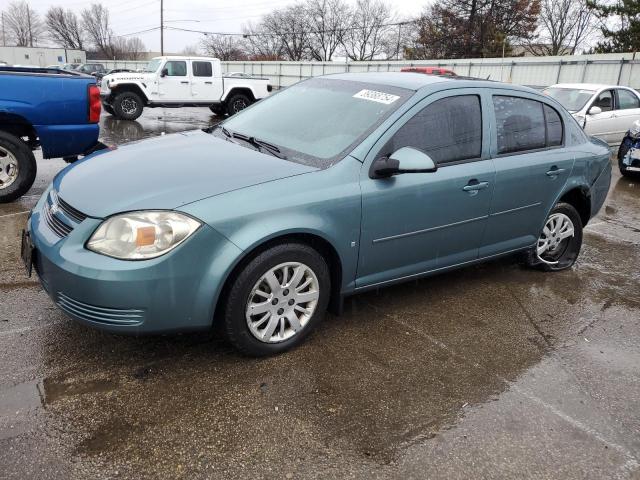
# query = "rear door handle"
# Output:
<box><xmin>546</xmin><ymin>167</ymin><xmax>566</xmax><ymax>177</ymax></box>
<box><xmin>180</xmin><ymin>81</ymin><xmax>189</xmax><ymax>84</ymax></box>
<box><xmin>463</xmin><ymin>180</ymin><xmax>489</xmax><ymax>192</ymax></box>
<box><xmin>204</xmin><ymin>81</ymin><xmax>213</xmax><ymax>85</ymax></box>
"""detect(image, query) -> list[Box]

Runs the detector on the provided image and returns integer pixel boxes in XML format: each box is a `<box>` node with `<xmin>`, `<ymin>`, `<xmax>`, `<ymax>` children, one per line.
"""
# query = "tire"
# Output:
<box><xmin>209</xmin><ymin>105</ymin><xmax>226</xmax><ymax>116</ymax></box>
<box><xmin>223</xmin><ymin>243</ymin><xmax>330</xmax><ymax>356</ymax></box>
<box><xmin>525</xmin><ymin>202</ymin><xmax>583</xmax><ymax>271</ymax></box>
<box><xmin>113</xmin><ymin>91</ymin><xmax>144</xmax><ymax>121</ymax></box>
<box><xmin>0</xmin><ymin>130</ymin><xmax>37</xmax><ymax>203</ymax></box>
<box><xmin>617</xmin><ymin>142</ymin><xmax>636</xmax><ymax>177</ymax></box>
<box><xmin>102</xmin><ymin>103</ymin><xmax>115</xmax><ymax>116</ymax></box>
<box><xmin>226</xmin><ymin>93</ymin><xmax>252</xmax><ymax>116</ymax></box>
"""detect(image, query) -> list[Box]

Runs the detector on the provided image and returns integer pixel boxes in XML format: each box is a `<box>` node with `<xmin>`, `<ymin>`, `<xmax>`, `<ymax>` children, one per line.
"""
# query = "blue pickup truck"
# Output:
<box><xmin>0</xmin><ymin>66</ymin><xmax>104</xmax><ymax>202</ymax></box>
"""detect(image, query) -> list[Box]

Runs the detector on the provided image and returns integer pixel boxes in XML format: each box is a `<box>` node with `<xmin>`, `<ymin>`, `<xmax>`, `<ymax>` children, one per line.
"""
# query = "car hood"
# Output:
<box><xmin>54</xmin><ymin>130</ymin><xmax>317</xmax><ymax>218</ymax></box>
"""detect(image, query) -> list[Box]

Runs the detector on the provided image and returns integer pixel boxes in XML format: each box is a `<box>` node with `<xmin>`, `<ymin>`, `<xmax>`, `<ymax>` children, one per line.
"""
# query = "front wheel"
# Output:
<box><xmin>0</xmin><ymin>131</ymin><xmax>37</xmax><ymax>203</ymax></box>
<box><xmin>209</xmin><ymin>105</ymin><xmax>226</xmax><ymax>116</ymax></box>
<box><xmin>102</xmin><ymin>103</ymin><xmax>115</xmax><ymax>116</ymax></box>
<box><xmin>112</xmin><ymin>91</ymin><xmax>144</xmax><ymax>121</ymax></box>
<box><xmin>525</xmin><ymin>202</ymin><xmax>583</xmax><ymax>271</ymax></box>
<box><xmin>223</xmin><ymin>243</ymin><xmax>330</xmax><ymax>356</ymax></box>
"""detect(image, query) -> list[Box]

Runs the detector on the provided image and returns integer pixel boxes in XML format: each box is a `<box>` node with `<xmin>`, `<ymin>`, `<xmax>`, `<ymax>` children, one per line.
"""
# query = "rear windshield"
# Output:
<box><xmin>219</xmin><ymin>78</ymin><xmax>413</xmax><ymax>168</ymax></box>
<box><xmin>543</xmin><ymin>87</ymin><xmax>595</xmax><ymax>112</ymax></box>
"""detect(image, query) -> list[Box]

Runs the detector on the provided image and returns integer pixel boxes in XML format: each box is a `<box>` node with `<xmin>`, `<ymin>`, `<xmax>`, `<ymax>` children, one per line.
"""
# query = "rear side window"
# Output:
<box><xmin>494</xmin><ymin>96</ymin><xmax>553</xmax><ymax>154</ymax></box>
<box><xmin>386</xmin><ymin>95</ymin><xmax>482</xmax><ymax>164</ymax></box>
<box><xmin>165</xmin><ymin>61</ymin><xmax>187</xmax><ymax>76</ymax></box>
<box><xmin>544</xmin><ymin>105</ymin><xmax>563</xmax><ymax>147</ymax></box>
<box><xmin>193</xmin><ymin>61</ymin><xmax>212</xmax><ymax>77</ymax></box>
<box><xmin>617</xmin><ymin>89</ymin><xmax>640</xmax><ymax>110</ymax></box>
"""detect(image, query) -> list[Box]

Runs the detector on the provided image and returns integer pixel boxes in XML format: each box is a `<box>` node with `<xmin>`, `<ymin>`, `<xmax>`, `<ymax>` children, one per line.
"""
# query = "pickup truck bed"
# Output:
<box><xmin>0</xmin><ymin>67</ymin><xmax>103</xmax><ymax>202</ymax></box>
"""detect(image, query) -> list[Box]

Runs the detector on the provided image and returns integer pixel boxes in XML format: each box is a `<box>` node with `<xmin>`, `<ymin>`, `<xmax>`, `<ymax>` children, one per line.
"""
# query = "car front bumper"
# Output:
<box><xmin>27</xmin><ymin>190</ymin><xmax>243</xmax><ymax>335</ymax></box>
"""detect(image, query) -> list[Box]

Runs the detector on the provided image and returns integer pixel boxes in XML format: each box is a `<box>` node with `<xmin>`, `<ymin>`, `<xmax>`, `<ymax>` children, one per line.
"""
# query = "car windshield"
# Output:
<box><xmin>144</xmin><ymin>59</ymin><xmax>162</xmax><ymax>73</ymax></box>
<box><xmin>219</xmin><ymin>78</ymin><xmax>412</xmax><ymax>168</ymax></box>
<box><xmin>543</xmin><ymin>87</ymin><xmax>595</xmax><ymax>112</ymax></box>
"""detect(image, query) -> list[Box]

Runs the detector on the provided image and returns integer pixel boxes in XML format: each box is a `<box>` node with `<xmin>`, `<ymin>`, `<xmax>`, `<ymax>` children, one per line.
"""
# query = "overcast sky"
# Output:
<box><xmin>21</xmin><ymin>0</ymin><xmax>424</xmax><ymax>53</ymax></box>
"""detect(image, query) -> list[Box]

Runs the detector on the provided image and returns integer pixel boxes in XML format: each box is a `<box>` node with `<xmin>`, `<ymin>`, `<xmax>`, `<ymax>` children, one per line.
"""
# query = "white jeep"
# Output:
<box><xmin>99</xmin><ymin>56</ymin><xmax>272</xmax><ymax>120</ymax></box>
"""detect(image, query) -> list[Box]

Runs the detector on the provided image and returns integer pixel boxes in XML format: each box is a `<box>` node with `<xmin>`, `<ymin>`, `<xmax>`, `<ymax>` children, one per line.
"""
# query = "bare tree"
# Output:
<box><xmin>200</xmin><ymin>34</ymin><xmax>246</xmax><ymax>60</ymax></box>
<box><xmin>341</xmin><ymin>0</ymin><xmax>395</xmax><ymax>60</ymax></box>
<box><xmin>526</xmin><ymin>0</ymin><xmax>596</xmax><ymax>55</ymax></box>
<box><xmin>181</xmin><ymin>44</ymin><xmax>200</xmax><ymax>55</ymax></box>
<box><xmin>3</xmin><ymin>0</ymin><xmax>44</xmax><ymax>47</ymax></box>
<box><xmin>121</xmin><ymin>37</ymin><xmax>146</xmax><ymax>60</ymax></box>
<box><xmin>82</xmin><ymin>3</ymin><xmax>117</xmax><ymax>58</ymax></box>
<box><xmin>46</xmin><ymin>6</ymin><xmax>84</xmax><ymax>49</ymax></box>
<box><xmin>242</xmin><ymin>21</ymin><xmax>283</xmax><ymax>60</ymax></box>
<box><xmin>305</xmin><ymin>0</ymin><xmax>351</xmax><ymax>60</ymax></box>
<box><xmin>261</xmin><ymin>4</ymin><xmax>311</xmax><ymax>60</ymax></box>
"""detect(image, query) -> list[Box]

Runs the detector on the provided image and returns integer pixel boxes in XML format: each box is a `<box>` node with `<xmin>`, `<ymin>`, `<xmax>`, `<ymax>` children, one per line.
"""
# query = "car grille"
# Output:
<box><xmin>43</xmin><ymin>201</ymin><xmax>73</xmax><ymax>238</ymax></box>
<box><xmin>43</xmin><ymin>190</ymin><xmax>88</xmax><ymax>238</ymax></box>
<box><xmin>56</xmin><ymin>292</ymin><xmax>145</xmax><ymax>326</ymax></box>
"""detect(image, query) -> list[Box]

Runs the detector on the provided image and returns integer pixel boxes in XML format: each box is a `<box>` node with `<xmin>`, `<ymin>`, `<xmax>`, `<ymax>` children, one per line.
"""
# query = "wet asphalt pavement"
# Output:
<box><xmin>1</xmin><ymin>107</ymin><xmax>640</xmax><ymax>479</ymax></box>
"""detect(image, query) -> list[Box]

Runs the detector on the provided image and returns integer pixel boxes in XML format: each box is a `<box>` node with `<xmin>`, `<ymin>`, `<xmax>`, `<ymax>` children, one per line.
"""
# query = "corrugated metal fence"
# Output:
<box><xmin>92</xmin><ymin>52</ymin><xmax>639</xmax><ymax>89</ymax></box>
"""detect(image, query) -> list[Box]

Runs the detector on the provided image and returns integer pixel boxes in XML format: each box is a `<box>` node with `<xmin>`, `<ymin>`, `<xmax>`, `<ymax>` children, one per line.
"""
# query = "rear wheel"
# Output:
<box><xmin>525</xmin><ymin>202</ymin><xmax>583</xmax><ymax>271</ymax></box>
<box><xmin>226</xmin><ymin>93</ymin><xmax>252</xmax><ymax>116</ymax></box>
<box><xmin>0</xmin><ymin>131</ymin><xmax>37</xmax><ymax>203</ymax></box>
<box><xmin>223</xmin><ymin>243</ymin><xmax>330</xmax><ymax>356</ymax></box>
<box><xmin>113</xmin><ymin>91</ymin><xmax>144</xmax><ymax>121</ymax></box>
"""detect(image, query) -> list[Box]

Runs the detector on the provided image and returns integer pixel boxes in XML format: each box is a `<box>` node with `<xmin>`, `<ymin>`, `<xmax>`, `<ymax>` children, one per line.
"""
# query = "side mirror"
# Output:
<box><xmin>370</xmin><ymin>146</ymin><xmax>437</xmax><ymax>179</ymax></box>
<box><xmin>160</xmin><ymin>68</ymin><xmax>168</xmax><ymax>77</ymax></box>
<box><xmin>588</xmin><ymin>105</ymin><xmax>602</xmax><ymax>115</ymax></box>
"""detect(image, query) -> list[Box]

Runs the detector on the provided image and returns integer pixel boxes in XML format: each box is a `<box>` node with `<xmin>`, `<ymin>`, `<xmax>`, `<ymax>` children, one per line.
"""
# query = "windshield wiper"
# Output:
<box><xmin>228</xmin><ymin>131</ymin><xmax>287</xmax><ymax>159</ymax></box>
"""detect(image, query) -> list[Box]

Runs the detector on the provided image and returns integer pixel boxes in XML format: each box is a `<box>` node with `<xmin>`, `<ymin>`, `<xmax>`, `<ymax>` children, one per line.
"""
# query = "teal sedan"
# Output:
<box><xmin>23</xmin><ymin>73</ymin><xmax>612</xmax><ymax>356</ymax></box>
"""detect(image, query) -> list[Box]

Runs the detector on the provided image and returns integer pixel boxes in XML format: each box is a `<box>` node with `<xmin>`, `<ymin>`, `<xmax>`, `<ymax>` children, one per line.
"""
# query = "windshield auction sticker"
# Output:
<box><xmin>353</xmin><ymin>89</ymin><xmax>400</xmax><ymax>105</ymax></box>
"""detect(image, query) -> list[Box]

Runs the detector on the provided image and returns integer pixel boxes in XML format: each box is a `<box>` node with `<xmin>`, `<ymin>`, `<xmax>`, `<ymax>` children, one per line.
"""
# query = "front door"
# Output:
<box><xmin>481</xmin><ymin>94</ymin><xmax>575</xmax><ymax>257</ymax></box>
<box><xmin>158</xmin><ymin>60</ymin><xmax>192</xmax><ymax>102</ymax></box>
<box><xmin>357</xmin><ymin>90</ymin><xmax>495</xmax><ymax>288</ymax></box>
<box><xmin>584</xmin><ymin>89</ymin><xmax>616</xmax><ymax>144</ymax></box>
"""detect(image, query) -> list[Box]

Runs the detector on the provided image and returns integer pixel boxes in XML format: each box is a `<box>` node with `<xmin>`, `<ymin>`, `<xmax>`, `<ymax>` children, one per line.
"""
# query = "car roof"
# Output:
<box><xmin>324</xmin><ymin>71</ymin><xmax>536</xmax><ymax>93</ymax></box>
<box><xmin>549</xmin><ymin>83</ymin><xmax>628</xmax><ymax>91</ymax></box>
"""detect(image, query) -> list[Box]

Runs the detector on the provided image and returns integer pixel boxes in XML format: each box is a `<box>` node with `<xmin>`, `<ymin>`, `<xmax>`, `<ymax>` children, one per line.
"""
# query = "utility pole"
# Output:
<box><xmin>160</xmin><ymin>0</ymin><xmax>164</xmax><ymax>55</ymax></box>
<box><xmin>1</xmin><ymin>13</ymin><xmax>5</xmax><ymax>47</ymax></box>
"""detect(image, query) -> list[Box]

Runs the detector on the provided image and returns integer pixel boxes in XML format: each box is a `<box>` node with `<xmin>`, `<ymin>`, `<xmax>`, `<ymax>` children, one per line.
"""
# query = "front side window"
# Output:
<box><xmin>494</xmin><ymin>96</ymin><xmax>546</xmax><ymax>154</ymax></box>
<box><xmin>616</xmin><ymin>89</ymin><xmax>640</xmax><ymax>110</ymax></box>
<box><xmin>193</xmin><ymin>61</ymin><xmax>212</xmax><ymax>77</ymax></box>
<box><xmin>592</xmin><ymin>90</ymin><xmax>613</xmax><ymax>112</ymax></box>
<box><xmin>384</xmin><ymin>95</ymin><xmax>482</xmax><ymax>164</ymax></box>
<box><xmin>164</xmin><ymin>61</ymin><xmax>187</xmax><ymax>76</ymax></box>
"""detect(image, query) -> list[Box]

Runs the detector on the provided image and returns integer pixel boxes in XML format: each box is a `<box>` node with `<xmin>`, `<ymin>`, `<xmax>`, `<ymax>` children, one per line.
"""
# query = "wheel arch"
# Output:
<box><xmin>223</xmin><ymin>87</ymin><xmax>256</xmax><ymax>103</ymax></box>
<box><xmin>558</xmin><ymin>186</ymin><xmax>591</xmax><ymax>227</ymax></box>
<box><xmin>213</xmin><ymin>231</ymin><xmax>344</xmax><ymax>325</ymax></box>
<box><xmin>0</xmin><ymin>112</ymin><xmax>37</xmax><ymax>146</ymax></box>
<box><xmin>110</xmin><ymin>83</ymin><xmax>149</xmax><ymax>104</ymax></box>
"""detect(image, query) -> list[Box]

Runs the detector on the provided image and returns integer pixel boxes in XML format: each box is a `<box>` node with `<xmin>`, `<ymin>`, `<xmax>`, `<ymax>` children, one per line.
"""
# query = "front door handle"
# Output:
<box><xmin>546</xmin><ymin>167</ymin><xmax>566</xmax><ymax>177</ymax></box>
<box><xmin>180</xmin><ymin>81</ymin><xmax>189</xmax><ymax>84</ymax></box>
<box><xmin>204</xmin><ymin>81</ymin><xmax>213</xmax><ymax>85</ymax></box>
<box><xmin>463</xmin><ymin>180</ymin><xmax>489</xmax><ymax>192</ymax></box>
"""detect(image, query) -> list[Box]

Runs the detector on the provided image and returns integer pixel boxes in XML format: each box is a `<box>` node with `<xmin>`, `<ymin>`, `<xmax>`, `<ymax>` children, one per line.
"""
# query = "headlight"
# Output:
<box><xmin>629</xmin><ymin>120</ymin><xmax>640</xmax><ymax>139</ymax></box>
<box><xmin>87</xmin><ymin>211</ymin><xmax>201</xmax><ymax>260</ymax></box>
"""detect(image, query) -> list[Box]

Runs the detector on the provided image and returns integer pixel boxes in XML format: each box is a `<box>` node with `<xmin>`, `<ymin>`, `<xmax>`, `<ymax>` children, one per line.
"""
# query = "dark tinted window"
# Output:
<box><xmin>165</xmin><ymin>61</ymin><xmax>186</xmax><ymax>76</ymax></box>
<box><xmin>617</xmin><ymin>89</ymin><xmax>640</xmax><ymax>110</ymax></box>
<box><xmin>544</xmin><ymin>105</ymin><xmax>563</xmax><ymax>147</ymax></box>
<box><xmin>193</xmin><ymin>61</ymin><xmax>212</xmax><ymax>77</ymax></box>
<box><xmin>494</xmin><ymin>96</ymin><xmax>546</xmax><ymax>154</ymax></box>
<box><xmin>386</xmin><ymin>95</ymin><xmax>482</xmax><ymax>164</ymax></box>
<box><xmin>593</xmin><ymin>90</ymin><xmax>613</xmax><ymax>111</ymax></box>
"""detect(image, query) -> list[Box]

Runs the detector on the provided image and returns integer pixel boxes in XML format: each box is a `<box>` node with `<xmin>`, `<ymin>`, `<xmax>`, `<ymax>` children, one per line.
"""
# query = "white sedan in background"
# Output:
<box><xmin>543</xmin><ymin>83</ymin><xmax>640</xmax><ymax>145</ymax></box>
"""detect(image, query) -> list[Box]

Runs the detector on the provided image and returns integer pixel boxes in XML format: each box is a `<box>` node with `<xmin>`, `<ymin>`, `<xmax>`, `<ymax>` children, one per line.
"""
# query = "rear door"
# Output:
<box><xmin>584</xmin><ymin>89</ymin><xmax>616</xmax><ymax>144</ymax></box>
<box><xmin>158</xmin><ymin>60</ymin><xmax>192</xmax><ymax>102</ymax></box>
<box><xmin>190</xmin><ymin>60</ymin><xmax>223</xmax><ymax>102</ymax></box>
<box><xmin>357</xmin><ymin>89</ymin><xmax>495</xmax><ymax>288</ymax></box>
<box><xmin>481</xmin><ymin>94</ymin><xmax>574</xmax><ymax>257</ymax></box>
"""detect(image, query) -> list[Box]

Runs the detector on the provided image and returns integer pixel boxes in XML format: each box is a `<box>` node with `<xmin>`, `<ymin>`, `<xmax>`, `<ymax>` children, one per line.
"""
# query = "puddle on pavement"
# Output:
<box><xmin>41</xmin><ymin>377</ymin><xmax>118</xmax><ymax>405</ymax></box>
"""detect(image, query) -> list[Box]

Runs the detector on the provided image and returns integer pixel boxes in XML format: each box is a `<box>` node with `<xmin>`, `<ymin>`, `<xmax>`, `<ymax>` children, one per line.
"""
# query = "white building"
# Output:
<box><xmin>0</xmin><ymin>46</ymin><xmax>85</xmax><ymax>67</ymax></box>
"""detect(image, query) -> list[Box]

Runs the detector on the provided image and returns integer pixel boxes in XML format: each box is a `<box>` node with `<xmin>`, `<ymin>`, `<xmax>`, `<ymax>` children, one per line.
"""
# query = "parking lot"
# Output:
<box><xmin>1</xmin><ymin>108</ymin><xmax>639</xmax><ymax>479</ymax></box>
